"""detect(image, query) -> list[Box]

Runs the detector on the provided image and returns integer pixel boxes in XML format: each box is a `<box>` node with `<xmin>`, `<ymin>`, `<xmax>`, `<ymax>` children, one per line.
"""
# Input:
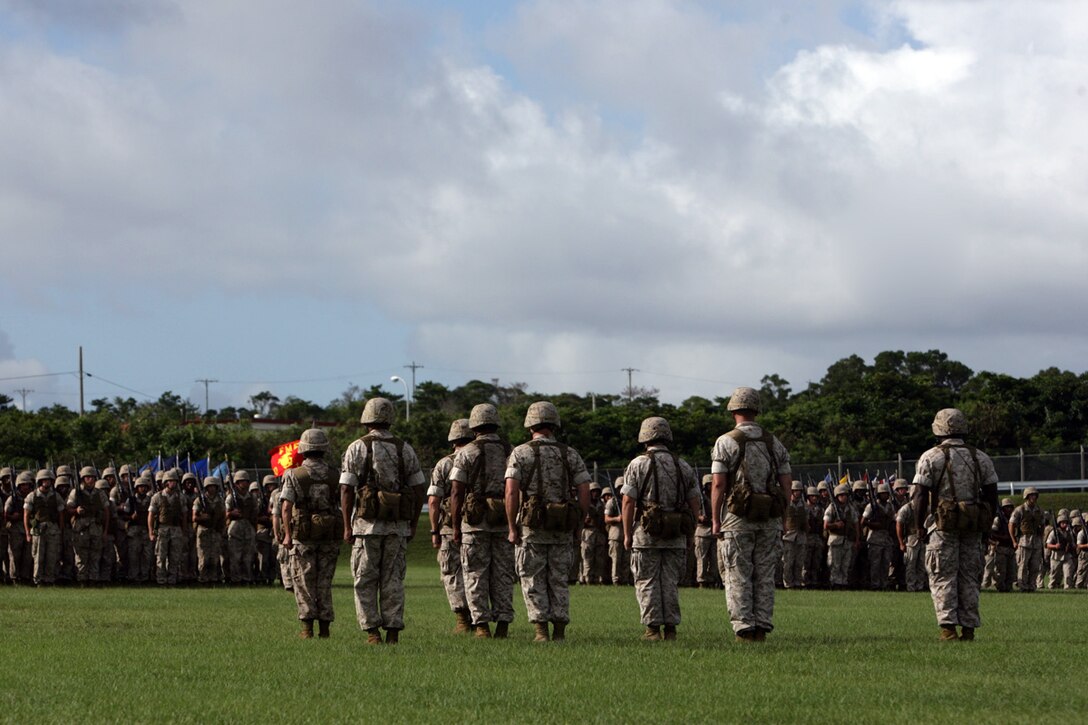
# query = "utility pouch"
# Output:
<box><xmin>520</xmin><ymin>496</ymin><xmax>545</xmax><ymax>529</ymax></box>
<box><xmin>726</xmin><ymin>486</ymin><xmax>751</xmax><ymax>518</ymax></box>
<box><xmin>680</xmin><ymin>509</ymin><xmax>695</xmax><ymax>537</ymax></box>
<box><xmin>310</xmin><ymin>513</ymin><xmax>341</xmax><ymax>541</ymax></box>
<box><xmin>747</xmin><ymin>493</ymin><xmax>774</xmax><ymax>523</ymax></box>
<box><xmin>376</xmin><ymin>491</ymin><xmax>402</xmax><ymax>522</ymax></box>
<box><xmin>659</xmin><ymin>512</ymin><xmax>683</xmax><ymax>539</ymax></box>
<box><xmin>464</xmin><ymin>492</ymin><xmax>486</xmax><ymax>526</ymax></box>
<box><xmin>484</xmin><ymin>497</ymin><xmax>507</xmax><ymax>527</ymax></box>
<box><xmin>956</xmin><ymin>502</ymin><xmax>982</xmax><ymax>533</ymax></box>
<box><xmin>544</xmin><ymin>502</ymin><xmax>571</xmax><ymax>532</ymax></box>
<box><xmin>359</xmin><ymin>486</ymin><xmax>379</xmax><ymax>520</ymax></box>
<box><xmin>639</xmin><ymin>504</ymin><xmax>664</xmax><ymax>537</ymax></box>
<box><xmin>294</xmin><ymin>514</ymin><xmax>312</xmax><ymax>541</ymax></box>
<box><xmin>768</xmin><ymin>484</ymin><xmax>786</xmax><ymax>519</ymax></box>
<box><xmin>935</xmin><ymin>499</ymin><xmax>959</xmax><ymax>533</ymax></box>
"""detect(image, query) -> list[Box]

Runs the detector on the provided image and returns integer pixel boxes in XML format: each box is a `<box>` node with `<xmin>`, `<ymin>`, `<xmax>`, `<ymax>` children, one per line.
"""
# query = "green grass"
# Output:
<box><xmin>3</xmin><ymin>531</ymin><xmax>1086</xmax><ymax>724</ymax></box>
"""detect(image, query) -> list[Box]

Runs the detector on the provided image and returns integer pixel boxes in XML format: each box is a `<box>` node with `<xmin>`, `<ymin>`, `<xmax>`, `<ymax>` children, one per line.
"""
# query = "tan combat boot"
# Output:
<box><xmin>642</xmin><ymin>626</ymin><xmax>661</xmax><ymax>641</ymax></box>
<box><xmin>551</xmin><ymin>622</ymin><xmax>566</xmax><ymax>641</ymax></box>
<box><xmin>317</xmin><ymin>620</ymin><xmax>330</xmax><ymax>639</ymax></box>
<box><xmin>385</xmin><ymin>629</ymin><xmax>400</xmax><ymax>645</ymax></box>
<box><xmin>299</xmin><ymin>620</ymin><xmax>314</xmax><ymax>640</ymax></box>
<box><xmin>533</xmin><ymin>622</ymin><xmax>550</xmax><ymax>642</ymax></box>
<box><xmin>366</xmin><ymin>628</ymin><xmax>383</xmax><ymax>645</ymax></box>
<box><xmin>939</xmin><ymin>626</ymin><xmax>959</xmax><ymax>642</ymax></box>
<box><xmin>453</xmin><ymin>609</ymin><xmax>472</xmax><ymax>635</ymax></box>
<box><xmin>959</xmin><ymin>627</ymin><xmax>974</xmax><ymax>641</ymax></box>
<box><xmin>734</xmin><ymin>629</ymin><xmax>756</xmax><ymax>643</ymax></box>
<box><xmin>494</xmin><ymin>621</ymin><xmax>509</xmax><ymax>639</ymax></box>
<box><xmin>753</xmin><ymin>629</ymin><xmax>766</xmax><ymax>642</ymax></box>
<box><xmin>474</xmin><ymin>623</ymin><xmax>492</xmax><ymax>639</ymax></box>
<box><xmin>663</xmin><ymin>625</ymin><xmax>677</xmax><ymax>641</ymax></box>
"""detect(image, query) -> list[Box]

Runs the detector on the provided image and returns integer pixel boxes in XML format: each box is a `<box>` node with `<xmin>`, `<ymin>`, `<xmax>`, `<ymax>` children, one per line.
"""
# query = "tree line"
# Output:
<box><xmin>1</xmin><ymin>350</ymin><xmax>1085</xmax><ymax>471</ymax></box>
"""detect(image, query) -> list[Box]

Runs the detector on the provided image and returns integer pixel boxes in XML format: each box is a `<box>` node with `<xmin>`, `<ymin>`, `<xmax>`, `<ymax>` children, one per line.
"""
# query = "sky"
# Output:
<box><xmin>1</xmin><ymin>0</ymin><xmax>1086</xmax><ymax>413</ymax></box>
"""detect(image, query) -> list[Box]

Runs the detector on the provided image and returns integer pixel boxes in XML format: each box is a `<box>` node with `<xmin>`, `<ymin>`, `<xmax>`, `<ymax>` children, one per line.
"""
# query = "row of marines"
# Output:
<box><xmin>1</xmin><ymin>465</ymin><xmax>291</xmax><ymax>588</ymax></box>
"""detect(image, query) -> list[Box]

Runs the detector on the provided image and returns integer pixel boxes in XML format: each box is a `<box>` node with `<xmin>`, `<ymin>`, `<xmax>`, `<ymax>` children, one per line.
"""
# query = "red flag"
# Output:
<box><xmin>269</xmin><ymin>440</ymin><xmax>301</xmax><ymax>476</ymax></box>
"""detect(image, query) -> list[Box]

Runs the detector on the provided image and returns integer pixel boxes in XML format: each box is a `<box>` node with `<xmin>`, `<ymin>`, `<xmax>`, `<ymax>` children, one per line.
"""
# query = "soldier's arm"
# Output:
<box><xmin>711</xmin><ymin>472</ymin><xmax>729</xmax><ymax>536</ymax></box>
<box><xmin>504</xmin><ymin>478</ymin><xmax>521</xmax><ymax>545</ymax></box>
<box><xmin>281</xmin><ymin>499</ymin><xmax>294</xmax><ymax>548</ymax></box>
<box><xmin>449</xmin><ymin>481</ymin><xmax>465</xmax><ymax>543</ymax></box>
<box><xmin>911</xmin><ymin>484</ymin><xmax>929</xmax><ymax>535</ymax></box>
<box><xmin>577</xmin><ymin>482</ymin><xmax>590</xmax><ymax>517</ymax></box>
<box><xmin>427</xmin><ymin>495</ymin><xmax>443</xmax><ymax>548</ymax></box>
<box><xmin>896</xmin><ymin>520</ymin><xmax>906</xmax><ymax>551</ymax></box>
<box><xmin>621</xmin><ymin>495</ymin><xmax>636</xmax><ymax>551</ymax></box>
<box><xmin>340</xmin><ymin>486</ymin><xmax>354</xmax><ymax>543</ymax></box>
<box><xmin>22</xmin><ymin>506</ymin><xmax>31</xmax><ymax>542</ymax></box>
<box><xmin>1008</xmin><ymin>516</ymin><xmax>1018</xmax><ymax>550</ymax></box>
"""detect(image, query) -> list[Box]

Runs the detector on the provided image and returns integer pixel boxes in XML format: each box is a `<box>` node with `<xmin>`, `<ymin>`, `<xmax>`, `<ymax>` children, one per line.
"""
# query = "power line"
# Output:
<box><xmin>195</xmin><ymin>378</ymin><xmax>218</xmax><ymax>413</ymax></box>
<box><xmin>621</xmin><ymin>367</ymin><xmax>639</xmax><ymax>401</ymax></box>
<box><xmin>83</xmin><ymin>371</ymin><xmax>154</xmax><ymax>399</ymax></box>
<box><xmin>14</xmin><ymin>388</ymin><xmax>32</xmax><ymax>410</ymax></box>
<box><xmin>0</xmin><ymin>371</ymin><xmax>77</xmax><ymax>382</ymax></box>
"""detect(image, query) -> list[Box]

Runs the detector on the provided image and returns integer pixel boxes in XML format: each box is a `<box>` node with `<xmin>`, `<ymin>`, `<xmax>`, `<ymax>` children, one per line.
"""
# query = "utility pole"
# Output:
<box><xmin>14</xmin><ymin>388</ymin><xmax>33</xmax><ymax>411</ymax></box>
<box><xmin>195</xmin><ymin>378</ymin><xmax>218</xmax><ymax>414</ymax></box>
<box><xmin>621</xmin><ymin>367</ymin><xmax>639</xmax><ymax>401</ymax></box>
<box><xmin>404</xmin><ymin>361</ymin><xmax>424</xmax><ymax>401</ymax></box>
<box><xmin>78</xmin><ymin>345</ymin><xmax>85</xmax><ymax>417</ymax></box>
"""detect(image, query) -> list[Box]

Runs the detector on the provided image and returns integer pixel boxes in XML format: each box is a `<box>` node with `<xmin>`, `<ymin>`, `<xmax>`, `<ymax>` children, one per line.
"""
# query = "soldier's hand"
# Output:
<box><xmin>282</xmin><ymin>535</ymin><xmax>293</xmax><ymax>550</ymax></box>
<box><xmin>624</xmin><ymin>534</ymin><xmax>632</xmax><ymax>552</ymax></box>
<box><xmin>507</xmin><ymin>529</ymin><xmax>520</xmax><ymax>546</ymax></box>
<box><xmin>25</xmin><ymin>533</ymin><xmax>32</xmax><ymax>543</ymax></box>
<box><xmin>343</xmin><ymin>530</ymin><xmax>353</xmax><ymax>544</ymax></box>
<box><xmin>697</xmin><ymin>515</ymin><xmax>708</xmax><ymax>525</ymax></box>
<box><xmin>431</xmin><ymin>533</ymin><xmax>441</xmax><ymax>549</ymax></box>
<box><xmin>77</xmin><ymin>506</ymin><xmax>86</xmax><ymax>515</ymax></box>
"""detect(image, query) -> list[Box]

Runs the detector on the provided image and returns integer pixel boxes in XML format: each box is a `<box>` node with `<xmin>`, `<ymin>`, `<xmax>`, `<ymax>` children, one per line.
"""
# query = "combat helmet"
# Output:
<box><xmin>203</xmin><ymin>476</ymin><xmax>221</xmax><ymax>490</ymax></box>
<box><xmin>702</xmin><ymin>474</ymin><xmax>712</xmax><ymax>487</ymax></box>
<box><xmin>162</xmin><ymin>469</ymin><xmax>180</xmax><ymax>483</ymax></box>
<box><xmin>893</xmin><ymin>478</ymin><xmax>909</xmax><ymax>490</ymax></box>
<box><xmin>102</xmin><ymin>466</ymin><xmax>117</xmax><ymax>478</ymax></box>
<box><xmin>726</xmin><ymin>386</ymin><xmax>761</xmax><ymax>414</ymax></box>
<box><xmin>95</xmin><ymin>479</ymin><xmax>110</xmax><ymax>491</ymax></box>
<box><xmin>298</xmin><ymin>427</ymin><xmax>330</xmax><ymax>454</ymax></box>
<box><xmin>932</xmin><ymin>408</ymin><xmax>968</xmax><ymax>437</ymax></box>
<box><xmin>35</xmin><ymin>469</ymin><xmax>55</xmax><ymax>483</ymax></box>
<box><xmin>361</xmin><ymin>397</ymin><xmax>396</xmax><ymax>426</ymax></box>
<box><xmin>791</xmin><ymin>481</ymin><xmax>803</xmax><ymax>491</ymax></box>
<box><xmin>638</xmin><ymin>416</ymin><xmax>672</xmax><ymax>443</ymax></box>
<box><xmin>248</xmin><ymin>481</ymin><xmax>261</xmax><ymax>492</ymax></box>
<box><xmin>55</xmin><ymin>465</ymin><xmax>73</xmax><ymax>478</ymax></box>
<box><xmin>0</xmin><ymin>466</ymin><xmax>11</xmax><ymax>479</ymax></box>
<box><xmin>447</xmin><ymin>418</ymin><xmax>472</xmax><ymax>443</ymax></box>
<box><xmin>851</xmin><ymin>480</ymin><xmax>867</xmax><ymax>492</ymax></box>
<box><xmin>834</xmin><ymin>483</ymin><xmax>850</xmax><ymax>496</ymax></box>
<box><xmin>15</xmin><ymin>471</ymin><xmax>33</xmax><ymax>487</ymax></box>
<box><xmin>816</xmin><ymin>481</ymin><xmax>829</xmax><ymax>492</ymax></box>
<box><xmin>806</xmin><ymin>486</ymin><xmax>818</xmax><ymax>496</ymax></box>
<box><xmin>523</xmin><ymin>401</ymin><xmax>560</xmax><ymax>429</ymax></box>
<box><xmin>1023</xmin><ymin>486</ymin><xmax>1039</xmax><ymax>497</ymax></box>
<box><xmin>877</xmin><ymin>483</ymin><xmax>891</xmax><ymax>495</ymax></box>
<box><xmin>233</xmin><ymin>470</ymin><xmax>250</xmax><ymax>483</ymax></box>
<box><xmin>1057</xmin><ymin>512</ymin><xmax>1070</xmax><ymax>524</ymax></box>
<box><xmin>262</xmin><ymin>474</ymin><xmax>278</xmax><ymax>487</ymax></box>
<box><xmin>589</xmin><ymin>482</ymin><xmax>602</xmax><ymax>492</ymax></box>
<box><xmin>181</xmin><ymin>472</ymin><xmax>198</xmax><ymax>485</ymax></box>
<box><xmin>468</xmin><ymin>404</ymin><xmax>500</xmax><ymax>430</ymax></box>
<box><xmin>1000</xmin><ymin>498</ymin><xmax>1014</xmax><ymax>508</ymax></box>
<box><xmin>79</xmin><ymin>466</ymin><xmax>98</xmax><ymax>479</ymax></box>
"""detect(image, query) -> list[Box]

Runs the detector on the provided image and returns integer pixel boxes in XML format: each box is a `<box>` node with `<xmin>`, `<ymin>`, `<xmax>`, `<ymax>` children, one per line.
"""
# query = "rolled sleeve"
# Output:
<box><xmin>339</xmin><ymin>471</ymin><xmax>359</xmax><ymax>488</ymax></box>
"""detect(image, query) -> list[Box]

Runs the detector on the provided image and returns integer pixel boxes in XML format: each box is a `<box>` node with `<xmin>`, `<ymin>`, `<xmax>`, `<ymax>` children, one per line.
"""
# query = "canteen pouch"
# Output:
<box><xmin>725</xmin><ymin>486</ymin><xmax>751</xmax><ymax>518</ymax></box>
<box><xmin>520</xmin><ymin>495</ymin><xmax>545</xmax><ymax>529</ymax></box>
<box><xmin>399</xmin><ymin>489</ymin><xmax>416</xmax><ymax>521</ymax></box>
<box><xmin>359</xmin><ymin>486</ymin><xmax>379</xmax><ymax>520</ymax></box>
<box><xmin>639</xmin><ymin>504</ymin><xmax>664</xmax><ymax>537</ymax></box>
<box><xmin>464</xmin><ymin>492</ymin><xmax>486</xmax><ymax>526</ymax></box>
<box><xmin>746</xmin><ymin>493</ymin><xmax>774</xmax><ymax>523</ymax></box>
<box><xmin>956</xmin><ymin>502</ymin><xmax>988</xmax><ymax>534</ymax></box>
<box><xmin>310</xmin><ymin>513</ymin><xmax>341</xmax><ymax>541</ymax></box>
<box><xmin>935</xmin><ymin>499</ymin><xmax>958</xmax><ymax>532</ymax></box>
<box><xmin>484</xmin><ymin>497</ymin><xmax>507</xmax><ymax>527</ymax></box>
<box><xmin>768</xmin><ymin>484</ymin><xmax>786</xmax><ymax>519</ymax></box>
<box><xmin>544</xmin><ymin>502</ymin><xmax>571</xmax><ymax>532</ymax></box>
<box><xmin>660</xmin><ymin>512</ymin><xmax>683</xmax><ymax>539</ymax></box>
<box><xmin>376</xmin><ymin>491</ymin><xmax>402</xmax><ymax>522</ymax></box>
<box><xmin>679</xmin><ymin>509</ymin><xmax>696</xmax><ymax>537</ymax></box>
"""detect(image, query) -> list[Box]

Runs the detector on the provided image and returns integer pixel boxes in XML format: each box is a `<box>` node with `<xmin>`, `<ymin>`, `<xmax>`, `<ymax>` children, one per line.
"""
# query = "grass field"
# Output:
<box><xmin>4</xmin><ymin>532</ymin><xmax>1086</xmax><ymax>724</ymax></box>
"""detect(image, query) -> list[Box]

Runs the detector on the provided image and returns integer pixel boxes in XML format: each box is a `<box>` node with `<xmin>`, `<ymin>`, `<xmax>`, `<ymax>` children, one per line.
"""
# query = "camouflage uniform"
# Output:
<box><xmin>823</xmin><ymin>494</ymin><xmax>858</xmax><ymax>588</ymax></box>
<box><xmin>985</xmin><ymin>503</ymin><xmax>1016</xmax><ymax>592</ymax></box>
<box><xmin>1075</xmin><ymin>520</ymin><xmax>1088</xmax><ymax>589</ymax></box>
<box><xmin>604</xmin><ymin>483</ymin><xmax>631</xmax><ymax>585</ymax></box>
<box><xmin>282</xmin><ymin>455</ymin><xmax>341</xmax><ymax>627</ymax></box>
<box><xmin>270</xmin><ymin>485</ymin><xmax>292</xmax><ymax>590</ymax></box>
<box><xmin>896</xmin><ymin>499</ymin><xmax>927</xmax><ymax>592</ymax></box>
<box><xmin>802</xmin><ymin>490</ymin><xmax>825</xmax><ymax>588</ymax></box>
<box><xmin>1046</xmin><ymin>518</ymin><xmax>1076</xmax><ymax>589</ymax></box>
<box><xmin>4</xmin><ymin>478</ymin><xmax>33</xmax><ymax>583</ymax></box>
<box><xmin>451</xmin><ymin>428</ymin><xmax>516</xmax><ymax>632</ymax></box>
<box><xmin>711</xmin><ymin>398</ymin><xmax>792</xmax><ymax>639</ymax></box>
<box><xmin>126</xmin><ymin>480</ymin><xmax>154</xmax><ymax>583</ymax></box>
<box><xmin>192</xmin><ymin>481</ymin><xmax>226</xmax><ymax>584</ymax></box>
<box><xmin>149</xmin><ymin>483</ymin><xmax>187</xmax><ymax>585</ymax></box>
<box><xmin>255</xmin><ymin>480</ymin><xmax>276</xmax><ymax>585</ymax></box>
<box><xmin>781</xmin><ymin>485</ymin><xmax>807</xmax><ymax>589</ymax></box>
<box><xmin>580</xmin><ymin>489</ymin><xmax>609</xmax><ymax>585</ymax></box>
<box><xmin>505</xmin><ymin>405</ymin><xmax>591</xmax><ymax>636</ymax></box>
<box><xmin>621</xmin><ymin>437</ymin><xmax>699</xmax><ymax>635</ymax></box>
<box><xmin>225</xmin><ymin>474</ymin><xmax>258</xmax><ymax>584</ymax></box>
<box><xmin>95</xmin><ymin>480</ymin><xmax>117</xmax><ymax>583</ymax></box>
<box><xmin>23</xmin><ymin>473</ymin><xmax>64</xmax><ymax>585</ymax></box>
<box><xmin>861</xmin><ymin>490</ymin><xmax>897</xmax><ymax>590</ymax></box>
<box><xmin>106</xmin><ymin>476</ymin><xmax>129</xmax><ymax>581</ymax></box>
<box><xmin>1009</xmin><ymin>497</ymin><xmax>1044</xmax><ymax>592</ymax></box>
<box><xmin>427</xmin><ymin>451</ymin><xmax>468</xmax><ymax>615</ymax></box>
<box><xmin>67</xmin><ymin>472</ymin><xmax>109</xmax><ymax>584</ymax></box>
<box><xmin>340</xmin><ymin>416</ymin><xmax>426</xmax><ymax>639</ymax></box>
<box><xmin>693</xmin><ymin>477</ymin><xmax>720</xmax><ymax>588</ymax></box>
<box><xmin>913</xmin><ymin>411</ymin><xmax>998</xmax><ymax>638</ymax></box>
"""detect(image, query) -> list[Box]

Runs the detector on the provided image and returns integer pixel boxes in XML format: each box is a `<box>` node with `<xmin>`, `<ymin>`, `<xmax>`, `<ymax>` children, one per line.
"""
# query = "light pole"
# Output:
<box><xmin>390</xmin><ymin>375</ymin><xmax>410</xmax><ymax>421</ymax></box>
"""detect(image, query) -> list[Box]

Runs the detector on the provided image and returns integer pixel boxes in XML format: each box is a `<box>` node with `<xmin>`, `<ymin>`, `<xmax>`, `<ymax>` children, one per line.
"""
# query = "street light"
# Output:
<box><xmin>390</xmin><ymin>375</ymin><xmax>410</xmax><ymax>421</ymax></box>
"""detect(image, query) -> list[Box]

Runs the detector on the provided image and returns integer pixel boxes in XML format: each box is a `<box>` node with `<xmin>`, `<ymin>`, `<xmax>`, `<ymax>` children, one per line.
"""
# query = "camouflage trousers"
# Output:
<box><xmin>988</xmin><ymin>545</ymin><xmax>1015</xmax><ymax>592</ymax></box>
<box><xmin>694</xmin><ymin>535</ymin><xmax>720</xmax><ymax>587</ymax></box>
<box><xmin>72</xmin><ymin>524</ymin><xmax>104</xmax><ymax>583</ymax></box>
<box><xmin>516</xmin><ymin>541</ymin><xmax>573</xmax><ymax>624</ymax></box>
<box><xmin>903</xmin><ymin>537</ymin><xmax>927</xmax><ymax>591</ymax></box>
<box><xmin>632</xmin><ymin>547</ymin><xmax>685</xmax><ymax>627</ymax></box>
<box><xmin>182</xmin><ymin>528</ymin><xmax>196</xmax><ymax>582</ymax></box>
<box><xmin>827</xmin><ymin>539</ymin><xmax>852</xmax><ymax>587</ymax></box>
<box><xmin>97</xmin><ymin>533</ymin><xmax>115</xmax><ymax>582</ymax></box>
<box><xmin>7</xmin><ymin>528</ymin><xmax>33</xmax><ymax>582</ymax></box>
<box><xmin>59</xmin><ymin>527</ymin><xmax>75</xmax><ymax>581</ymax></box>
<box><xmin>255</xmin><ymin>531</ymin><xmax>275</xmax><ymax>583</ymax></box>
<box><xmin>1016</xmin><ymin>539</ymin><xmax>1043</xmax><ymax>592</ymax></box>
<box><xmin>580</xmin><ymin>530</ymin><xmax>608</xmax><ymax>584</ymax></box>
<box><xmin>925</xmin><ymin>530</ymin><xmax>983</xmax><ymax>628</ymax></box>
<box><xmin>154</xmin><ymin>526</ymin><xmax>185</xmax><ymax>585</ymax></box>
<box><xmin>781</xmin><ymin>538</ymin><xmax>805</xmax><ymax>589</ymax></box>
<box><xmin>1049</xmin><ymin>552</ymin><xmax>1076</xmax><ymax>589</ymax></box>
<box><xmin>196</xmin><ymin>528</ymin><xmax>223</xmax><ymax>583</ymax></box>
<box><xmin>351</xmin><ymin>534</ymin><xmax>407</xmax><ymax>631</ymax></box>
<box><xmin>719</xmin><ymin>526</ymin><xmax>782</xmax><ymax>634</ymax></box>
<box><xmin>461</xmin><ymin>531</ymin><xmax>515</xmax><ymax>625</ymax></box>
<box><xmin>867</xmin><ymin>539</ymin><xmax>894</xmax><ymax>590</ymax></box>
<box><xmin>290</xmin><ymin>540</ymin><xmax>339</xmax><ymax>622</ymax></box>
<box><xmin>1078</xmin><ymin>552</ymin><xmax>1088</xmax><ymax>589</ymax></box>
<box><xmin>126</xmin><ymin>527</ymin><xmax>153</xmax><ymax>582</ymax></box>
<box><xmin>277</xmin><ymin>541</ymin><xmax>293</xmax><ymax>590</ymax></box>
<box><xmin>437</xmin><ymin>534</ymin><xmax>467</xmax><ymax>611</ymax></box>
<box><xmin>31</xmin><ymin>524</ymin><xmax>61</xmax><ymax>584</ymax></box>
<box><xmin>609</xmin><ymin>539</ymin><xmax>631</xmax><ymax>585</ymax></box>
<box><xmin>227</xmin><ymin>523</ymin><xmax>256</xmax><ymax>583</ymax></box>
<box><xmin>802</xmin><ymin>536</ymin><xmax>823</xmax><ymax>588</ymax></box>
<box><xmin>568</xmin><ymin>537</ymin><xmax>580</xmax><ymax>584</ymax></box>
<box><xmin>111</xmin><ymin>527</ymin><xmax>128</xmax><ymax>581</ymax></box>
